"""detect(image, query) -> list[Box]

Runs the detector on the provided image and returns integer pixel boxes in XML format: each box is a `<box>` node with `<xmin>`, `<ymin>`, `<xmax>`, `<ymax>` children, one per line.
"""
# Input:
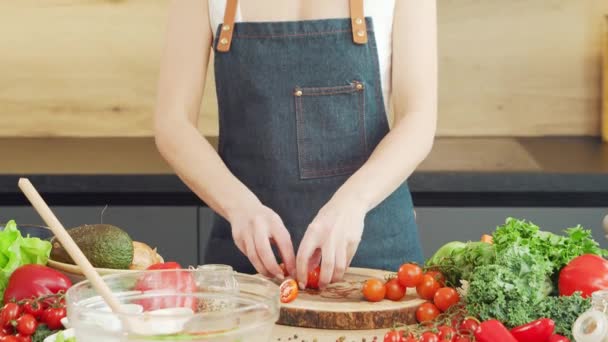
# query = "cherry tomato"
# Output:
<box><xmin>459</xmin><ymin>318</ymin><xmax>480</xmax><ymax>335</ymax></box>
<box><xmin>280</xmin><ymin>279</ymin><xmax>298</xmax><ymax>303</ymax></box>
<box><xmin>434</xmin><ymin>287</ymin><xmax>460</xmax><ymax>312</ymax></box>
<box><xmin>425</xmin><ymin>270</ymin><xmax>446</xmax><ymax>287</ymax></box>
<box><xmin>416</xmin><ymin>302</ymin><xmax>440</xmax><ymax>323</ymax></box>
<box><xmin>15</xmin><ymin>334</ymin><xmax>31</xmax><ymax>342</ymax></box>
<box><xmin>547</xmin><ymin>335</ymin><xmax>570</xmax><ymax>342</ymax></box>
<box><xmin>307</xmin><ymin>266</ymin><xmax>320</xmax><ymax>289</ymax></box>
<box><xmin>383</xmin><ymin>330</ymin><xmax>404</xmax><ymax>342</ymax></box>
<box><xmin>420</xmin><ymin>332</ymin><xmax>439</xmax><ymax>342</ymax></box>
<box><xmin>397</xmin><ymin>264</ymin><xmax>423</xmax><ymax>287</ymax></box>
<box><xmin>15</xmin><ymin>314</ymin><xmax>37</xmax><ymax>336</ymax></box>
<box><xmin>0</xmin><ymin>303</ymin><xmax>21</xmax><ymax>329</ymax></box>
<box><xmin>1</xmin><ymin>336</ymin><xmax>19</xmax><ymax>342</ymax></box>
<box><xmin>41</xmin><ymin>307</ymin><xmax>66</xmax><ymax>330</ymax></box>
<box><xmin>362</xmin><ymin>279</ymin><xmax>386</xmax><ymax>302</ymax></box>
<box><xmin>438</xmin><ymin>325</ymin><xmax>457</xmax><ymax>341</ymax></box>
<box><xmin>454</xmin><ymin>336</ymin><xmax>472</xmax><ymax>342</ymax></box>
<box><xmin>21</xmin><ymin>301</ymin><xmax>43</xmax><ymax>320</ymax></box>
<box><xmin>416</xmin><ymin>274</ymin><xmax>441</xmax><ymax>300</ymax></box>
<box><xmin>279</xmin><ymin>263</ymin><xmax>289</xmax><ymax>276</ymax></box>
<box><xmin>384</xmin><ymin>279</ymin><xmax>406</xmax><ymax>301</ymax></box>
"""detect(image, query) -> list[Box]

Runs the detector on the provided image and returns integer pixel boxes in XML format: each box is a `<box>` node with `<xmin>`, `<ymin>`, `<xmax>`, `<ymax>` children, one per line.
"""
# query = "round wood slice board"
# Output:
<box><xmin>277</xmin><ymin>267</ymin><xmax>426</xmax><ymax>330</ymax></box>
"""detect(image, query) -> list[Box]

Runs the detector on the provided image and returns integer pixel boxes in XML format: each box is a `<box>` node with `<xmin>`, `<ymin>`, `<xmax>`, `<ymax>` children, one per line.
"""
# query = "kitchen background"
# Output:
<box><xmin>0</xmin><ymin>0</ymin><xmax>607</xmax><ymax>266</ymax></box>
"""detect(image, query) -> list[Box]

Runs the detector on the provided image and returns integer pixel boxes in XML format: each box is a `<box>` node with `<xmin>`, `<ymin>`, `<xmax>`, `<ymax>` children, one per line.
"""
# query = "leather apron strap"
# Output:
<box><xmin>217</xmin><ymin>0</ymin><xmax>367</xmax><ymax>53</ymax></box>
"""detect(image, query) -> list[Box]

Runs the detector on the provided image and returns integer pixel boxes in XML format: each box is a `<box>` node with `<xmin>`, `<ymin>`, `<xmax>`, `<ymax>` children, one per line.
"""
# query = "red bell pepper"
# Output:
<box><xmin>474</xmin><ymin>320</ymin><xmax>518</xmax><ymax>342</ymax></box>
<box><xmin>559</xmin><ymin>254</ymin><xmax>608</xmax><ymax>298</ymax></box>
<box><xmin>511</xmin><ymin>318</ymin><xmax>555</xmax><ymax>342</ymax></box>
<box><xmin>3</xmin><ymin>264</ymin><xmax>72</xmax><ymax>303</ymax></box>
<box><xmin>547</xmin><ymin>335</ymin><xmax>570</xmax><ymax>342</ymax></box>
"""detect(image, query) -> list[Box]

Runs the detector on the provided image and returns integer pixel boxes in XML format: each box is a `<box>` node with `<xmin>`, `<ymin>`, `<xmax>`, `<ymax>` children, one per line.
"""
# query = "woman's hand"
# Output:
<box><xmin>228</xmin><ymin>200</ymin><xmax>296</xmax><ymax>279</ymax></box>
<box><xmin>296</xmin><ymin>193</ymin><xmax>368</xmax><ymax>289</ymax></box>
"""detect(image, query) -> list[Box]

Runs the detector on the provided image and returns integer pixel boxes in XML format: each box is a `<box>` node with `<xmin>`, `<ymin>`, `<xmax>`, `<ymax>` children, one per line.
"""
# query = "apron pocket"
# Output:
<box><xmin>294</xmin><ymin>80</ymin><xmax>367</xmax><ymax>179</ymax></box>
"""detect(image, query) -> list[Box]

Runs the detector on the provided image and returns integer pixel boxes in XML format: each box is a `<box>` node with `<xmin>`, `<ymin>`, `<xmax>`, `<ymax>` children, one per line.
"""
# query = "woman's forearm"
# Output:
<box><xmin>335</xmin><ymin>111</ymin><xmax>435</xmax><ymax>210</ymax></box>
<box><xmin>155</xmin><ymin>120</ymin><xmax>259</xmax><ymax>220</ymax></box>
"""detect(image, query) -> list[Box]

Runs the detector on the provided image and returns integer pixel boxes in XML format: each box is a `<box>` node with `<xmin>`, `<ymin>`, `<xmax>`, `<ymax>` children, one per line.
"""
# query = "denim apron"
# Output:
<box><xmin>203</xmin><ymin>0</ymin><xmax>424</xmax><ymax>273</ymax></box>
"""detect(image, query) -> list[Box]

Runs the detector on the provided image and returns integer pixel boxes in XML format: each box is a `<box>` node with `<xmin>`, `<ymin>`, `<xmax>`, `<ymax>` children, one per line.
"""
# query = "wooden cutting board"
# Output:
<box><xmin>277</xmin><ymin>267</ymin><xmax>425</xmax><ymax>330</ymax></box>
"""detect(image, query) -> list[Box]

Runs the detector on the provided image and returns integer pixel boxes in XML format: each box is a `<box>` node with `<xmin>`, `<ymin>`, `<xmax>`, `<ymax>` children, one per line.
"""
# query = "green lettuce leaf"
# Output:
<box><xmin>0</xmin><ymin>220</ymin><xmax>52</xmax><ymax>297</ymax></box>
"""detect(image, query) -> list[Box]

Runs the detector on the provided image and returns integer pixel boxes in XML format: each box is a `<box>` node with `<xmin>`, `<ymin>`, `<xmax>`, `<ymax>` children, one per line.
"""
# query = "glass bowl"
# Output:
<box><xmin>66</xmin><ymin>265</ymin><xmax>279</xmax><ymax>341</ymax></box>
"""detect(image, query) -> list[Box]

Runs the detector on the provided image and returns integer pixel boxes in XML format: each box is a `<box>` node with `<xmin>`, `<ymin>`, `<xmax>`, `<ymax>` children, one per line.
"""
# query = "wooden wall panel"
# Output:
<box><xmin>0</xmin><ymin>0</ymin><xmax>606</xmax><ymax>137</ymax></box>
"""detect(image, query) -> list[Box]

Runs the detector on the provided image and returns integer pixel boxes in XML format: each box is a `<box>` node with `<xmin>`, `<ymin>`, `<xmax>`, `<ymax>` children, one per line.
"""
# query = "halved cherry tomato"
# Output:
<box><xmin>384</xmin><ymin>279</ymin><xmax>406</xmax><ymax>301</ymax></box>
<box><xmin>135</xmin><ymin>262</ymin><xmax>197</xmax><ymax>311</ymax></box>
<box><xmin>416</xmin><ymin>274</ymin><xmax>441</xmax><ymax>300</ymax></box>
<box><xmin>280</xmin><ymin>279</ymin><xmax>298</xmax><ymax>303</ymax></box>
<box><xmin>420</xmin><ymin>332</ymin><xmax>439</xmax><ymax>342</ymax></box>
<box><xmin>362</xmin><ymin>279</ymin><xmax>386</xmax><ymax>302</ymax></box>
<box><xmin>307</xmin><ymin>266</ymin><xmax>320</xmax><ymax>289</ymax></box>
<box><xmin>425</xmin><ymin>270</ymin><xmax>446</xmax><ymax>287</ymax></box>
<box><xmin>434</xmin><ymin>287</ymin><xmax>460</xmax><ymax>312</ymax></box>
<box><xmin>397</xmin><ymin>263</ymin><xmax>423</xmax><ymax>287</ymax></box>
<box><xmin>416</xmin><ymin>302</ymin><xmax>440</xmax><ymax>323</ymax></box>
<box><xmin>438</xmin><ymin>325</ymin><xmax>457</xmax><ymax>341</ymax></box>
<box><xmin>16</xmin><ymin>314</ymin><xmax>37</xmax><ymax>336</ymax></box>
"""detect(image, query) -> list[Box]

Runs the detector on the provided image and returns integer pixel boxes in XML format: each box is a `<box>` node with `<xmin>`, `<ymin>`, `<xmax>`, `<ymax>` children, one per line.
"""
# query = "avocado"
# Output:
<box><xmin>50</xmin><ymin>224</ymin><xmax>134</xmax><ymax>269</ymax></box>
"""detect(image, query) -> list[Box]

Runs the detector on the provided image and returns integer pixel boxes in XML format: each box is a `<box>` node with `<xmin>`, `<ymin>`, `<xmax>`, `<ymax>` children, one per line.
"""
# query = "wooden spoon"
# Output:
<box><xmin>17</xmin><ymin>178</ymin><xmax>124</xmax><ymax>314</ymax></box>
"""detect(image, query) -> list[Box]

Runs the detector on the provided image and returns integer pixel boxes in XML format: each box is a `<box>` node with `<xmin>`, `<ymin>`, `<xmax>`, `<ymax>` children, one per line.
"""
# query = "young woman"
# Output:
<box><xmin>154</xmin><ymin>0</ymin><xmax>437</xmax><ymax>289</ymax></box>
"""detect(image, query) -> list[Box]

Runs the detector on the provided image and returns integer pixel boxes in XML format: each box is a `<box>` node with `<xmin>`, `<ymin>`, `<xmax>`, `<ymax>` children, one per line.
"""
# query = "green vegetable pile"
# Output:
<box><xmin>0</xmin><ymin>220</ymin><xmax>52</xmax><ymax>299</ymax></box>
<box><xmin>426</xmin><ymin>217</ymin><xmax>607</xmax><ymax>338</ymax></box>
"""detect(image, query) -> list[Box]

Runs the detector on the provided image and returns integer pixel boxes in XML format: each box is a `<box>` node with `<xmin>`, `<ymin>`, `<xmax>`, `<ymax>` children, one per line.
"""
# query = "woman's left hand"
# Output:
<box><xmin>296</xmin><ymin>193</ymin><xmax>368</xmax><ymax>289</ymax></box>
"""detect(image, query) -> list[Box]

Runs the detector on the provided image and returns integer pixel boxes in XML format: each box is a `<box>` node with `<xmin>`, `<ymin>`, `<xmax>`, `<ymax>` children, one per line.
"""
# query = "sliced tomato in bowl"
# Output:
<box><xmin>134</xmin><ymin>262</ymin><xmax>197</xmax><ymax>311</ymax></box>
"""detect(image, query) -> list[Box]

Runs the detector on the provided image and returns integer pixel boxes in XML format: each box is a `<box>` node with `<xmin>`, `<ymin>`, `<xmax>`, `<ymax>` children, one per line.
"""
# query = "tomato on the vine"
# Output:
<box><xmin>21</xmin><ymin>300</ymin><xmax>43</xmax><ymax>320</ymax></box>
<box><xmin>384</xmin><ymin>279</ymin><xmax>406</xmax><ymax>301</ymax></box>
<box><xmin>438</xmin><ymin>325</ymin><xmax>457</xmax><ymax>341</ymax></box>
<box><xmin>362</xmin><ymin>279</ymin><xmax>386</xmax><ymax>302</ymax></box>
<box><xmin>454</xmin><ymin>336</ymin><xmax>472</xmax><ymax>342</ymax></box>
<box><xmin>41</xmin><ymin>307</ymin><xmax>66</xmax><ymax>330</ymax></box>
<box><xmin>0</xmin><ymin>303</ymin><xmax>21</xmax><ymax>329</ymax></box>
<box><xmin>383</xmin><ymin>330</ymin><xmax>404</xmax><ymax>342</ymax></box>
<box><xmin>425</xmin><ymin>270</ymin><xmax>446</xmax><ymax>287</ymax></box>
<box><xmin>15</xmin><ymin>314</ymin><xmax>37</xmax><ymax>336</ymax></box>
<box><xmin>416</xmin><ymin>275</ymin><xmax>441</xmax><ymax>300</ymax></box>
<box><xmin>397</xmin><ymin>263</ymin><xmax>423</xmax><ymax>287</ymax></box>
<box><xmin>416</xmin><ymin>302</ymin><xmax>440</xmax><ymax>323</ymax></box>
<box><xmin>458</xmin><ymin>318</ymin><xmax>480</xmax><ymax>335</ymax></box>
<box><xmin>420</xmin><ymin>331</ymin><xmax>439</xmax><ymax>342</ymax></box>
<box><xmin>434</xmin><ymin>287</ymin><xmax>460</xmax><ymax>312</ymax></box>
<box><xmin>307</xmin><ymin>266</ymin><xmax>320</xmax><ymax>290</ymax></box>
<box><xmin>15</xmin><ymin>334</ymin><xmax>31</xmax><ymax>342</ymax></box>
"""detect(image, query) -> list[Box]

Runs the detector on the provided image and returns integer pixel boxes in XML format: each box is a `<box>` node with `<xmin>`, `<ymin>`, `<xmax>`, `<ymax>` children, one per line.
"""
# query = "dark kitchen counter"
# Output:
<box><xmin>1</xmin><ymin>137</ymin><xmax>608</xmax><ymax>206</ymax></box>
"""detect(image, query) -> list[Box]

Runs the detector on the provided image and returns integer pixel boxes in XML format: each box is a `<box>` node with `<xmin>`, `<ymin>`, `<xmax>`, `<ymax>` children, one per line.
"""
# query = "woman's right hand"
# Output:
<box><xmin>228</xmin><ymin>201</ymin><xmax>296</xmax><ymax>279</ymax></box>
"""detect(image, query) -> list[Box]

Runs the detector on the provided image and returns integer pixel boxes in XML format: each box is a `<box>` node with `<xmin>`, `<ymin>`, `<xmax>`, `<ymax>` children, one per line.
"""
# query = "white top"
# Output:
<box><xmin>208</xmin><ymin>0</ymin><xmax>396</xmax><ymax>112</ymax></box>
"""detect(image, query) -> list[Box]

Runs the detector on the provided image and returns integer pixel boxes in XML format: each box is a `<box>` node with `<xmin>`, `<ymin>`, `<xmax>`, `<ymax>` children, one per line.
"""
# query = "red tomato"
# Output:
<box><xmin>383</xmin><ymin>330</ymin><xmax>405</xmax><ymax>342</ymax></box>
<box><xmin>0</xmin><ymin>303</ymin><xmax>22</xmax><ymax>329</ymax></box>
<box><xmin>135</xmin><ymin>263</ymin><xmax>197</xmax><ymax>311</ymax></box>
<box><xmin>147</xmin><ymin>262</ymin><xmax>182</xmax><ymax>270</ymax></box>
<box><xmin>15</xmin><ymin>314</ymin><xmax>37</xmax><ymax>336</ymax></box>
<box><xmin>307</xmin><ymin>266</ymin><xmax>320</xmax><ymax>289</ymax></box>
<box><xmin>3</xmin><ymin>265</ymin><xmax>72</xmax><ymax>304</ymax></box>
<box><xmin>1</xmin><ymin>336</ymin><xmax>19</xmax><ymax>342</ymax></box>
<box><xmin>21</xmin><ymin>301</ymin><xmax>43</xmax><ymax>320</ymax></box>
<box><xmin>41</xmin><ymin>307</ymin><xmax>66</xmax><ymax>330</ymax></box>
<box><xmin>280</xmin><ymin>279</ymin><xmax>298</xmax><ymax>303</ymax></box>
<box><xmin>425</xmin><ymin>270</ymin><xmax>446</xmax><ymax>287</ymax></box>
<box><xmin>385</xmin><ymin>279</ymin><xmax>406</xmax><ymax>301</ymax></box>
<box><xmin>548</xmin><ymin>334</ymin><xmax>570</xmax><ymax>342</ymax></box>
<box><xmin>459</xmin><ymin>318</ymin><xmax>480</xmax><ymax>335</ymax></box>
<box><xmin>416</xmin><ymin>302</ymin><xmax>440</xmax><ymax>323</ymax></box>
<box><xmin>15</xmin><ymin>334</ymin><xmax>31</xmax><ymax>342</ymax></box>
<box><xmin>559</xmin><ymin>254</ymin><xmax>608</xmax><ymax>298</ymax></box>
<box><xmin>416</xmin><ymin>275</ymin><xmax>441</xmax><ymax>300</ymax></box>
<box><xmin>420</xmin><ymin>332</ymin><xmax>439</xmax><ymax>342</ymax></box>
<box><xmin>438</xmin><ymin>325</ymin><xmax>457</xmax><ymax>341</ymax></box>
<box><xmin>434</xmin><ymin>287</ymin><xmax>460</xmax><ymax>312</ymax></box>
<box><xmin>397</xmin><ymin>264</ymin><xmax>423</xmax><ymax>287</ymax></box>
<box><xmin>362</xmin><ymin>279</ymin><xmax>386</xmax><ymax>302</ymax></box>
<box><xmin>454</xmin><ymin>336</ymin><xmax>472</xmax><ymax>342</ymax></box>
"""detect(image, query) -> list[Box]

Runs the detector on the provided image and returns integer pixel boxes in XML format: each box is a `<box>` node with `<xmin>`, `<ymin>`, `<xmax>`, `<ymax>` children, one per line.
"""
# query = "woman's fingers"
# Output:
<box><xmin>307</xmin><ymin>249</ymin><xmax>322</xmax><ymax>272</ymax></box>
<box><xmin>331</xmin><ymin>242</ymin><xmax>347</xmax><ymax>283</ymax></box>
<box><xmin>270</xmin><ymin>217</ymin><xmax>296</xmax><ymax>277</ymax></box>
<box><xmin>296</xmin><ymin>232</ymin><xmax>318</xmax><ymax>289</ymax></box>
<box><xmin>254</xmin><ymin>229</ymin><xmax>284</xmax><ymax>279</ymax></box>
<box><xmin>318</xmin><ymin>240</ymin><xmax>336</xmax><ymax>289</ymax></box>
<box><xmin>244</xmin><ymin>235</ymin><xmax>271</xmax><ymax>277</ymax></box>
